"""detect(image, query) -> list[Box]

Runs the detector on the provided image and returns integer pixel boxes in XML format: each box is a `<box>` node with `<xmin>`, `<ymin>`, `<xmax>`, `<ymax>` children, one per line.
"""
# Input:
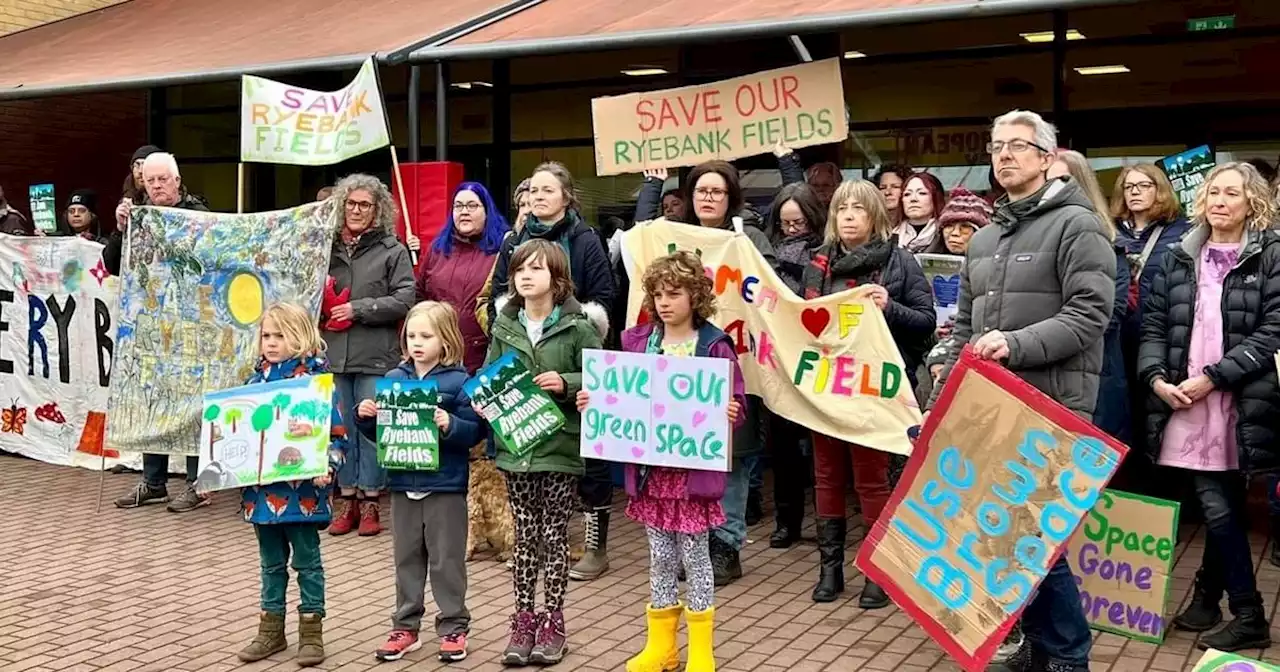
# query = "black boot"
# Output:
<box><xmin>811</xmin><ymin>518</ymin><xmax>846</xmax><ymax>602</ymax></box>
<box><xmin>769</xmin><ymin>500</ymin><xmax>803</xmax><ymax>549</ymax></box>
<box><xmin>1270</xmin><ymin>516</ymin><xmax>1280</xmax><ymax>568</ymax></box>
<box><xmin>710</xmin><ymin>535</ymin><xmax>742</xmax><ymax>586</ymax></box>
<box><xmin>1200</xmin><ymin>595</ymin><xmax>1271</xmax><ymax>651</ymax></box>
<box><xmin>859</xmin><ymin>578</ymin><xmax>890</xmax><ymax>610</ymax></box>
<box><xmin>1173</xmin><ymin>569</ymin><xmax>1224</xmax><ymax>632</ymax></box>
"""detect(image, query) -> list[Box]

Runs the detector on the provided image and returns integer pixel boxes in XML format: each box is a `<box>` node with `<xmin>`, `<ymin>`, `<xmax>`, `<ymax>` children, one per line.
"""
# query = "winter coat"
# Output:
<box><xmin>487</xmin><ymin>210</ymin><xmax>614</xmax><ymax>329</ymax></box>
<box><xmin>485</xmin><ymin>296</ymin><xmax>607</xmax><ymax>476</ymax></box>
<box><xmin>1137</xmin><ymin>225</ymin><xmax>1280</xmax><ymax>473</ymax></box>
<box><xmin>239</xmin><ymin>354</ymin><xmax>347</xmax><ymax>525</ymax></box>
<box><xmin>324</xmin><ymin>227</ymin><xmax>417</xmax><ymax>376</ymax></box>
<box><xmin>416</xmin><ymin>238</ymin><xmax>500</xmax><ymax>373</ymax></box>
<box><xmin>632</xmin><ymin>152</ymin><xmax>804</xmax><ymax>225</ymax></box>
<box><xmin>0</xmin><ymin>207</ymin><xmax>31</xmax><ymax>236</ymax></box>
<box><xmin>774</xmin><ymin>233</ymin><xmax>821</xmax><ymax>295</ymax></box>
<box><xmin>927</xmin><ymin>177</ymin><xmax>1116</xmax><ymax>416</ymax></box>
<box><xmin>1116</xmin><ymin>216</ymin><xmax>1192</xmax><ymax>352</ymax></box>
<box><xmin>101</xmin><ymin>191</ymin><xmax>209</xmax><ymax>276</ymax></box>
<box><xmin>1092</xmin><ymin>248</ymin><xmax>1131</xmax><ymax>443</ymax></box>
<box><xmin>617</xmin><ymin>322</ymin><xmax>747</xmax><ymax>502</ymax></box>
<box><xmin>801</xmin><ymin>238</ymin><xmax>937</xmax><ymax>379</ymax></box>
<box><xmin>358</xmin><ymin>361</ymin><xmax>485</xmax><ymax>494</ymax></box>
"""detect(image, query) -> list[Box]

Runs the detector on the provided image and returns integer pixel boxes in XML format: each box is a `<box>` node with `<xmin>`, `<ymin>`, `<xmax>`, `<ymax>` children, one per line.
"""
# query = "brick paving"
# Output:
<box><xmin>3</xmin><ymin>453</ymin><xmax>1280</xmax><ymax>671</ymax></box>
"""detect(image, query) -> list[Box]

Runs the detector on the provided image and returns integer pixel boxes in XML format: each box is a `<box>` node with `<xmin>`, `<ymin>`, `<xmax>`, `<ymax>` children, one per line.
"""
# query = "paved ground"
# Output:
<box><xmin>3</xmin><ymin>454</ymin><xmax>1280</xmax><ymax>672</ymax></box>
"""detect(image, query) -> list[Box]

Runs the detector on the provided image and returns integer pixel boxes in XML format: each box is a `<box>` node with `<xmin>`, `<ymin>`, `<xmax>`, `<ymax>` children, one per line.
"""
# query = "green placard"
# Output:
<box><xmin>375</xmin><ymin>380</ymin><xmax>440</xmax><ymax>471</ymax></box>
<box><xmin>464</xmin><ymin>351</ymin><xmax>565</xmax><ymax>458</ymax></box>
<box><xmin>1187</xmin><ymin>15</ymin><xmax>1234</xmax><ymax>32</ymax></box>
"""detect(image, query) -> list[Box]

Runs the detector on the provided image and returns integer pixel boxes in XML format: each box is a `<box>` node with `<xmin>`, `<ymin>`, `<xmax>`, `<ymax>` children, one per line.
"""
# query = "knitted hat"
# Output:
<box><xmin>131</xmin><ymin>145</ymin><xmax>162</xmax><ymax>163</ymax></box>
<box><xmin>67</xmin><ymin>189</ymin><xmax>97</xmax><ymax>212</ymax></box>
<box><xmin>938</xmin><ymin>188</ymin><xmax>993</xmax><ymax>229</ymax></box>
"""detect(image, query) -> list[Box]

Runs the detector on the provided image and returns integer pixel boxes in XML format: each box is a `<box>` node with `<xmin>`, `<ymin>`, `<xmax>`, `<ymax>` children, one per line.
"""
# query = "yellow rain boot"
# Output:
<box><xmin>684</xmin><ymin>606</ymin><xmax>716</xmax><ymax>672</ymax></box>
<box><xmin>626</xmin><ymin>603</ymin><xmax>683</xmax><ymax>672</ymax></box>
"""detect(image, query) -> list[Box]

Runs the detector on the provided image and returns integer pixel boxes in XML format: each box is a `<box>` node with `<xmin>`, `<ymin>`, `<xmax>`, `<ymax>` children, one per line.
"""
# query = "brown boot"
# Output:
<box><xmin>296</xmin><ymin>613</ymin><xmax>325</xmax><ymax>667</ymax></box>
<box><xmin>237</xmin><ymin>612</ymin><xmax>287</xmax><ymax>662</ymax></box>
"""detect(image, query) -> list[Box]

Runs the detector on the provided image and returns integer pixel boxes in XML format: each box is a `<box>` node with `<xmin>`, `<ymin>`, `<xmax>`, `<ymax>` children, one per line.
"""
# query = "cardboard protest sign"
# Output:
<box><xmin>581</xmin><ymin>349</ymin><xmax>733</xmax><ymax>472</ymax></box>
<box><xmin>917</xmin><ymin>254</ymin><xmax>964</xmax><ymax>328</ymax></box>
<box><xmin>0</xmin><ymin>235</ymin><xmax>120</xmax><ymax>468</ymax></box>
<box><xmin>1064</xmin><ymin>489</ymin><xmax>1178</xmax><ymax>642</ymax></box>
<box><xmin>591</xmin><ymin>59</ymin><xmax>847</xmax><ymax>176</ymax></box>
<box><xmin>107</xmin><ymin>202</ymin><xmax>333</xmax><ymax>455</ymax></box>
<box><xmin>193</xmin><ymin>374</ymin><xmax>334</xmax><ymax>493</ymax></box>
<box><xmin>375</xmin><ymin>379</ymin><xmax>440</xmax><ymax>471</ymax></box>
<box><xmin>621</xmin><ymin>219</ymin><xmax>919</xmax><ymax>455</ymax></box>
<box><xmin>1193</xmin><ymin>649</ymin><xmax>1280</xmax><ymax>671</ymax></box>
<box><xmin>855</xmin><ymin>346</ymin><xmax>1127</xmax><ymax>671</ymax></box>
<box><xmin>27</xmin><ymin>184</ymin><xmax>56</xmax><ymax>234</ymax></box>
<box><xmin>1160</xmin><ymin>144</ymin><xmax>1215</xmax><ymax>213</ymax></box>
<box><xmin>465</xmin><ymin>351</ymin><xmax>565</xmax><ymax>457</ymax></box>
<box><xmin>241</xmin><ymin>57</ymin><xmax>390</xmax><ymax>165</ymax></box>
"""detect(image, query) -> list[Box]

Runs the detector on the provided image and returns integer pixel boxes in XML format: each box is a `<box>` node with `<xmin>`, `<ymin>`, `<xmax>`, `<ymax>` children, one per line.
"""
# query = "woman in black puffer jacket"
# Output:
<box><xmin>1139</xmin><ymin>162</ymin><xmax>1280</xmax><ymax>653</ymax></box>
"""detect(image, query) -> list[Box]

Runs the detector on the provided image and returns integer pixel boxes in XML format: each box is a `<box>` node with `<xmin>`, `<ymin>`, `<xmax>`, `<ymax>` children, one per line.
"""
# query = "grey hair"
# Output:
<box><xmin>992</xmin><ymin>109</ymin><xmax>1057</xmax><ymax>153</ymax></box>
<box><xmin>142</xmin><ymin>152</ymin><xmax>181</xmax><ymax>178</ymax></box>
<box><xmin>330</xmin><ymin>173</ymin><xmax>397</xmax><ymax>234</ymax></box>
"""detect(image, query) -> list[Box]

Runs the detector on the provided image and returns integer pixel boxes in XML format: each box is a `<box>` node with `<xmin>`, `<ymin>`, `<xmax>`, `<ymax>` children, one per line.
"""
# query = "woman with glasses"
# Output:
<box><xmin>322</xmin><ymin>173</ymin><xmax>418</xmax><ymax>538</ymax></box>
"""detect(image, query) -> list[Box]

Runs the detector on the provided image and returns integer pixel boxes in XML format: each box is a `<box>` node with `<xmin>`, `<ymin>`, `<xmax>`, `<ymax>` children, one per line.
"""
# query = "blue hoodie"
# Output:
<box><xmin>239</xmin><ymin>354</ymin><xmax>347</xmax><ymax>526</ymax></box>
<box><xmin>358</xmin><ymin>361</ymin><xmax>485</xmax><ymax>494</ymax></box>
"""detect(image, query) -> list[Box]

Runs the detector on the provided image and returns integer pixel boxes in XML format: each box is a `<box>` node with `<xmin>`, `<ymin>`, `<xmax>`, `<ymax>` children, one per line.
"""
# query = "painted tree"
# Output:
<box><xmin>251</xmin><ymin>404</ymin><xmax>276</xmax><ymax>478</ymax></box>
<box><xmin>224</xmin><ymin>408</ymin><xmax>243</xmax><ymax>433</ymax></box>
<box><xmin>272</xmin><ymin>393</ymin><xmax>292</xmax><ymax>420</ymax></box>
<box><xmin>203</xmin><ymin>404</ymin><xmax>221</xmax><ymax>459</ymax></box>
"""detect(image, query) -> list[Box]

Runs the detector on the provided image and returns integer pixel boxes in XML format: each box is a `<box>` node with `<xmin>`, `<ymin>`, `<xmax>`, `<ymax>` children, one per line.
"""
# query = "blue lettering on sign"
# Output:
<box><xmin>918</xmin><ymin>556</ymin><xmax>972</xmax><ymax>609</ymax></box>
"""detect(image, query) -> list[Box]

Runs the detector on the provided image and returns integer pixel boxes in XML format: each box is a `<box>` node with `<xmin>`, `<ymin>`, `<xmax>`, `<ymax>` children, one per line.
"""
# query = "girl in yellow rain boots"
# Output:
<box><xmin>576</xmin><ymin>252</ymin><xmax>747</xmax><ymax>671</ymax></box>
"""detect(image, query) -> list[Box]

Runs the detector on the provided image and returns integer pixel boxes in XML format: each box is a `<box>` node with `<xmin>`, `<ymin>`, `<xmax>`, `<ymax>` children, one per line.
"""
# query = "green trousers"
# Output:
<box><xmin>255</xmin><ymin>524</ymin><xmax>325</xmax><ymax>616</ymax></box>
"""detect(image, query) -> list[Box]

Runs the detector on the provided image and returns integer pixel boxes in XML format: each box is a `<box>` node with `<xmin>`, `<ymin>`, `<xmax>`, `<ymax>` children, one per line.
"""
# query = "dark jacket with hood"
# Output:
<box><xmin>101</xmin><ymin>190</ymin><xmax>209</xmax><ymax>275</ymax></box>
<box><xmin>1116</xmin><ymin>215</ymin><xmax>1192</xmax><ymax>345</ymax></box>
<box><xmin>324</xmin><ymin>223</ymin><xmax>417</xmax><ymax>376</ymax></box>
<box><xmin>928</xmin><ymin>177</ymin><xmax>1116</xmax><ymax>417</ymax></box>
<box><xmin>1137</xmin><ymin>225</ymin><xmax>1280</xmax><ymax>473</ymax></box>
<box><xmin>358</xmin><ymin>361</ymin><xmax>485</xmax><ymax>493</ymax></box>
<box><xmin>0</xmin><ymin>206</ymin><xmax>31</xmax><ymax>236</ymax></box>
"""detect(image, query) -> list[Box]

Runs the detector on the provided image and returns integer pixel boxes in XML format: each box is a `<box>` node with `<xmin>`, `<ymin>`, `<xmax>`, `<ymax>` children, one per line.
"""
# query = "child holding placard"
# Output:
<box><xmin>487</xmin><ymin>239</ymin><xmax>606</xmax><ymax>665</ymax></box>
<box><xmin>236</xmin><ymin>303</ymin><xmax>347</xmax><ymax>667</ymax></box>
<box><xmin>359</xmin><ymin>301</ymin><xmax>485</xmax><ymax>663</ymax></box>
<box><xmin>577</xmin><ymin>251</ymin><xmax>745</xmax><ymax>672</ymax></box>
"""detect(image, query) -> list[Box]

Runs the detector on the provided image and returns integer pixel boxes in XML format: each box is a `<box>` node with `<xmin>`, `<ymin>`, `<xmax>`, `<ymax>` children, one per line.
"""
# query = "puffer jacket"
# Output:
<box><xmin>485</xmin><ymin>296</ymin><xmax>607</xmax><ymax>476</ymax></box>
<box><xmin>324</xmin><ymin>227</ymin><xmax>417</xmax><ymax>375</ymax></box>
<box><xmin>416</xmin><ymin>238</ymin><xmax>500</xmax><ymax>373</ymax></box>
<box><xmin>101</xmin><ymin>191</ymin><xmax>209</xmax><ymax>275</ymax></box>
<box><xmin>928</xmin><ymin>177</ymin><xmax>1116</xmax><ymax>417</ymax></box>
<box><xmin>1137</xmin><ymin>225</ymin><xmax>1280</xmax><ymax>473</ymax></box>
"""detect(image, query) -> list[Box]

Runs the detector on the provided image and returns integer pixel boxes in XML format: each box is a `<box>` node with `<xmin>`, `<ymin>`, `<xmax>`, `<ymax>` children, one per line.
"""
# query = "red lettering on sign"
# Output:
<box><xmin>734</xmin><ymin>76</ymin><xmax>804</xmax><ymax>118</ymax></box>
<box><xmin>637</xmin><ymin>90</ymin><xmax>730</xmax><ymax>131</ymax></box>
<box><xmin>635</xmin><ymin>99</ymin><xmax>656</xmax><ymax>132</ymax></box>
<box><xmin>781</xmin><ymin>75</ymin><xmax>801</xmax><ymax>109</ymax></box>
<box><xmin>704</xmin><ymin>90</ymin><xmax>723</xmax><ymax>123</ymax></box>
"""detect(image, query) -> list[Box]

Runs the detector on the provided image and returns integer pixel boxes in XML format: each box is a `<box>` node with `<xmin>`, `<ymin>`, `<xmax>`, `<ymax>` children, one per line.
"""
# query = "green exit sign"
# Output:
<box><xmin>1187</xmin><ymin>15</ymin><xmax>1235</xmax><ymax>31</ymax></box>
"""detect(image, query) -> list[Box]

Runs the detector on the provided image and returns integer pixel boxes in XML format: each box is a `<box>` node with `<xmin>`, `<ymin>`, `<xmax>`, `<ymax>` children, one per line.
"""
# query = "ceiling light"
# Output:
<box><xmin>843</xmin><ymin>50</ymin><xmax>867</xmax><ymax>59</ymax></box>
<box><xmin>1074</xmin><ymin>64</ymin><xmax>1130</xmax><ymax>75</ymax></box>
<box><xmin>1020</xmin><ymin>29</ymin><xmax>1085</xmax><ymax>43</ymax></box>
<box><xmin>622</xmin><ymin>67</ymin><xmax>668</xmax><ymax>76</ymax></box>
<box><xmin>450</xmin><ymin>81</ymin><xmax>492</xmax><ymax>90</ymax></box>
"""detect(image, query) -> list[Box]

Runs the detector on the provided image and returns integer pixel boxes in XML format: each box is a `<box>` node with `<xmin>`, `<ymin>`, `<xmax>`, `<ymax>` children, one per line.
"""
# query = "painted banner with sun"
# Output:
<box><xmin>620</xmin><ymin>219</ymin><xmax>920</xmax><ymax>455</ymax></box>
<box><xmin>0</xmin><ymin>234</ymin><xmax>118</xmax><ymax>467</ymax></box>
<box><xmin>107</xmin><ymin>202</ymin><xmax>334</xmax><ymax>455</ymax></box>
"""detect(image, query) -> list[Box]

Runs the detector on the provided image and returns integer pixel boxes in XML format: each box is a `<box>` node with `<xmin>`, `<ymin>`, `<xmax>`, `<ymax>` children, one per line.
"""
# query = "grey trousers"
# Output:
<box><xmin>390</xmin><ymin>492</ymin><xmax>471</xmax><ymax>636</ymax></box>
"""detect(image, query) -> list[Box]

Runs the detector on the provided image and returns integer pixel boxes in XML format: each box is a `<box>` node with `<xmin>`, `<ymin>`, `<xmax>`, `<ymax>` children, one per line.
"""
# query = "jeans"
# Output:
<box><xmin>1021</xmin><ymin>556</ymin><xmax>1091</xmax><ymax>666</ymax></box>
<box><xmin>333</xmin><ymin>373</ymin><xmax>385</xmax><ymax>492</ymax></box>
<box><xmin>712</xmin><ymin>455</ymin><xmax>756</xmax><ymax>550</ymax></box>
<box><xmin>748</xmin><ymin>455</ymin><xmax>764</xmax><ymax>493</ymax></box>
<box><xmin>143</xmin><ymin>454</ymin><xmax>199</xmax><ymax>487</ymax></box>
<box><xmin>1195</xmin><ymin>470</ymin><xmax>1258</xmax><ymax>608</ymax></box>
<box><xmin>256</xmin><ymin>523</ymin><xmax>325</xmax><ymax>616</ymax></box>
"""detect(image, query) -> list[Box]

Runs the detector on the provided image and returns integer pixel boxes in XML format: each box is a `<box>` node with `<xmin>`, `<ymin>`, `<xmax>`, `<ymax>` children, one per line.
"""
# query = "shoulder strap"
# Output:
<box><xmin>1138</xmin><ymin>224</ymin><xmax>1165</xmax><ymax>271</ymax></box>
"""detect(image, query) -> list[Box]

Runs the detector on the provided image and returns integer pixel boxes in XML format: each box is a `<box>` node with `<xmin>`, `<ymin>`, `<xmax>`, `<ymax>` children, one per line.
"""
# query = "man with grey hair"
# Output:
<box><xmin>107</xmin><ymin>150</ymin><xmax>214</xmax><ymax>514</ymax></box>
<box><xmin>927</xmin><ymin>109</ymin><xmax>1115</xmax><ymax>672</ymax></box>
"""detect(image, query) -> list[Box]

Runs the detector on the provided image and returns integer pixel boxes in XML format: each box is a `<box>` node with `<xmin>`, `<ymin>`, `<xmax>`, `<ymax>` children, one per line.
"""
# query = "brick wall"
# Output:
<box><xmin>0</xmin><ymin>0</ymin><xmax>127</xmax><ymax>36</ymax></box>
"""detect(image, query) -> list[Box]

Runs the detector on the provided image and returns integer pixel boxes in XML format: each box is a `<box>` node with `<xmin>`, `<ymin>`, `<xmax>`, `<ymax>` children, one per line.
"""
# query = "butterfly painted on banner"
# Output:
<box><xmin>2</xmin><ymin>400</ymin><xmax>28</xmax><ymax>435</ymax></box>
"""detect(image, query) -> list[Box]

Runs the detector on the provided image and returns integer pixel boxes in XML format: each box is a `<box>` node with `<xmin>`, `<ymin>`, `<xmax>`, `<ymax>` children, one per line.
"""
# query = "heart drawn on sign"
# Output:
<box><xmin>692</xmin><ymin>411</ymin><xmax>708</xmax><ymax>428</ymax></box>
<box><xmin>653</xmin><ymin>403</ymin><xmax>666</xmax><ymax>418</ymax></box>
<box><xmin>605</xmin><ymin>353</ymin><xmax>617</xmax><ymax>365</ymax></box>
<box><xmin>656</xmin><ymin>358</ymin><xmax>668</xmax><ymax>372</ymax></box>
<box><xmin>631</xmin><ymin>446</ymin><xmax>645</xmax><ymax>458</ymax></box>
<box><xmin>605</xmin><ymin>394</ymin><xmax>618</xmax><ymax>405</ymax></box>
<box><xmin>592</xmin><ymin>442</ymin><xmax>604</xmax><ymax>456</ymax></box>
<box><xmin>800</xmin><ymin>307</ymin><xmax>831</xmax><ymax>338</ymax></box>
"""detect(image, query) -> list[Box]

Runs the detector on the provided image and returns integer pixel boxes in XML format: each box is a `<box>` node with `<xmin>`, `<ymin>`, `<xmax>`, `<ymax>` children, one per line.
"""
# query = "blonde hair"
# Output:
<box><xmin>825</xmin><ymin>179</ymin><xmax>893</xmax><ymax>244</ymax></box>
<box><xmin>1109</xmin><ymin>163</ymin><xmax>1181</xmax><ymax>224</ymax></box>
<box><xmin>260</xmin><ymin>303</ymin><xmax>325</xmax><ymax>359</ymax></box>
<box><xmin>1190</xmin><ymin>162</ymin><xmax>1277</xmax><ymax>232</ymax></box>
<box><xmin>401</xmin><ymin>301</ymin><xmax>465</xmax><ymax>367</ymax></box>
<box><xmin>1053</xmin><ymin>150</ymin><xmax>1116</xmax><ymax>241</ymax></box>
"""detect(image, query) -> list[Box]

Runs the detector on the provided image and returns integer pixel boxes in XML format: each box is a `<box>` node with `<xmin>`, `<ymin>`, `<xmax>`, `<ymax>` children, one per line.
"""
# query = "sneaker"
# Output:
<box><xmin>165</xmin><ymin>484</ymin><xmax>210</xmax><ymax>513</ymax></box>
<box><xmin>374</xmin><ymin>630</ymin><xmax>422</xmax><ymax>662</ymax></box>
<box><xmin>991</xmin><ymin>623</ymin><xmax>1024</xmax><ymax>664</ymax></box>
<box><xmin>114</xmin><ymin>482</ymin><xmax>169</xmax><ymax>509</ymax></box>
<box><xmin>358</xmin><ymin>500</ymin><xmax>383</xmax><ymax>536</ymax></box>
<box><xmin>438</xmin><ymin>632</ymin><xmax>467</xmax><ymax>662</ymax></box>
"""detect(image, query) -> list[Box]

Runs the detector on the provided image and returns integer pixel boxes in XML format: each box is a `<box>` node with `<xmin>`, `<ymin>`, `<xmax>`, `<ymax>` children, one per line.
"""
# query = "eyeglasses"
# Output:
<box><xmin>986</xmin><ymin>139</ymin><xmax>1050</xmax><ymax>155</ymax></box>
<box><xmin>1123</xmin><ymin>181</ymin><xmax>1156</xmax><ymax>193</ymax></box>
<box><xmin>780</xmin><ymin>218</ymin><xmax>807</xmax><ymax>231</ymax></box>
<box><xmin>453</xmin><ymin>202</ymin><xmax>483</xmax><ymax>213</ymax></box>
<box><xmin>694</xmin><ymin>187</ymin><xmax>728</xmax><ymax>201</ymax></box>
<box><xmin>345</xmin><ymin>199</ymin><xmax>375</xmax><ymax>213</ymax></box>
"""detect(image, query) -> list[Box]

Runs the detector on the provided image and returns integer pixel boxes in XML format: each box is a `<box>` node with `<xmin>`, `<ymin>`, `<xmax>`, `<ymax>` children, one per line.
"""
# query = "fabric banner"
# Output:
<box><xmin>465</xmin><ymin>351</ymin><xmax>565</xmax><ymax>457</ymax></box>
<box><xmin>917</xmin><ymin>253</ymin><xmax>964</xmax><ymax>327</ymax></box>
<box><xmin>1064</xmin><ymin>489</ymin><xmax>1179</xmax><ymax>643</ymax></box>
<box><xmin>240</xmin><ymin>57</ymin><xmax>390</xmax><ymax>165</ymax></box>
<box><xmin>1193</xmin><ymin>649</ymin><xmax>1280</xmax><ymax>671</ymax></box>
<box><xmin>591</xmin><ymin>59</ymin><xmax>848</xmax><ymax>176</ymax></box>
<box><xmin>0</xmin><ymin>234</ymin><xmax>119</xmax><ymax>467</ymax></box>
<box><xmin>855</xmin><ymin>346</ymin><xmax>1127</xmax><ymax>672</ymax></box>
<box><xmin>621</xmin><ymin>219</ymin><xmax>919</xmax><ymax>456</ymax></box>
<box><xmin>1160</xmin><ymin>144</ymin><xmax>1215</xmax><ymax>213</ymax></box>
<box><xmin>107</xmin><ymin>202</ymin><xmax>334</xmax><ymax>456</ymax></box>
<box><xmin>375</xmin><ymin>379</ymin><xmax>440</xmax><ymax>471</ymax></box>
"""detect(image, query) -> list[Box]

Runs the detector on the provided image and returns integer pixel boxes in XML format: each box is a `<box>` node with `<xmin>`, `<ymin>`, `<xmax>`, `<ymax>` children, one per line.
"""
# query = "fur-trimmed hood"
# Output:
<box><xmin>493</xmin><ymin>293</ymin><xmax>610</xmax><ymax>341</ymax></box>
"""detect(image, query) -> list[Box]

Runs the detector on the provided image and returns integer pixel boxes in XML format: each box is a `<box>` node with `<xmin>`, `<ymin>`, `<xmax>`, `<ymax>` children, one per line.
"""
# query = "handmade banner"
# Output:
<box><xmin>1160</xmin><ymin>144</ymin><xmax>1215</xmax><ymax>213</ymax></box>
<box><xmin>464</xmin><ymin>351</ymin><xmax>565</xmax><ymax>457</ymax></box>
<box><xmin>241</xmin><ymin>58</ymin><xmax>390</xmax><ymax>165</ymax></box>
<box><xmin>591</xmin><ymin>59</ymin><xmax>847</xmax><ymax>176</ymax></box>
<box><xmin>1064</xmin><ymin>489</ymin><xmax>1178</xmax><ymax>642</ymax></box>
<box><xmin>375</xmin><ymin>379</ymin><xmax>440</xmax><ymax>471</ymax></box>
<box><xmin>855</xmin><ymin>346</ymin><xmax>1127</xmax><ymax>671</ymax></box>
<box><xmin>917</xmin><ymin>253</ymin><xmax>964</xmax><ymax>328</ymax></box>
<box><xmin>107</xmin><ymin>202</ymin><xmax>334</xmax><ymax>456</ymax></box>
<box><xmin>193</xmin><ymin>374</ymin><xmax>334</xmax><ymax>493</ymax></box>
<box><xmin>621</xmin><ymin>219</ymin><xmax>920</xmax><ymax>455</ymax></box>
<box><xmin>581</xmin><ymin>349</ymin><xmax>733</xmax><ymax>472</ymax></box>
<box><xmin>0</xmin><ymin>235</ymin><xmax>118</xmax><ymax>467</ymax></box>
<box><xmin>1193</xmin><ymin>649</ymin><xmax>1280</xmax><ymax>671</ymax></box>
<box><xmin>27</xmin><ymin>184</ymin><xmax>56</xmax><ymax>234</ymax></box>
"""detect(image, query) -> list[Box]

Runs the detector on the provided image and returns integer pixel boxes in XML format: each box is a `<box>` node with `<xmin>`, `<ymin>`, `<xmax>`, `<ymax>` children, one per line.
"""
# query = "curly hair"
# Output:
<box><xmin>641</xmin><ymin>251</ymin><xmax>716</xmax><ymax>325</ymax></box>
<box><xmin>329</xmin><ymin>173</ymin><xmax>397</xmax><ymax>237</ymax></box>
<box><xmin>1190</xmin><ymin>162</ymin><xmax>1277</xmax><ymax>232</ymax></box>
